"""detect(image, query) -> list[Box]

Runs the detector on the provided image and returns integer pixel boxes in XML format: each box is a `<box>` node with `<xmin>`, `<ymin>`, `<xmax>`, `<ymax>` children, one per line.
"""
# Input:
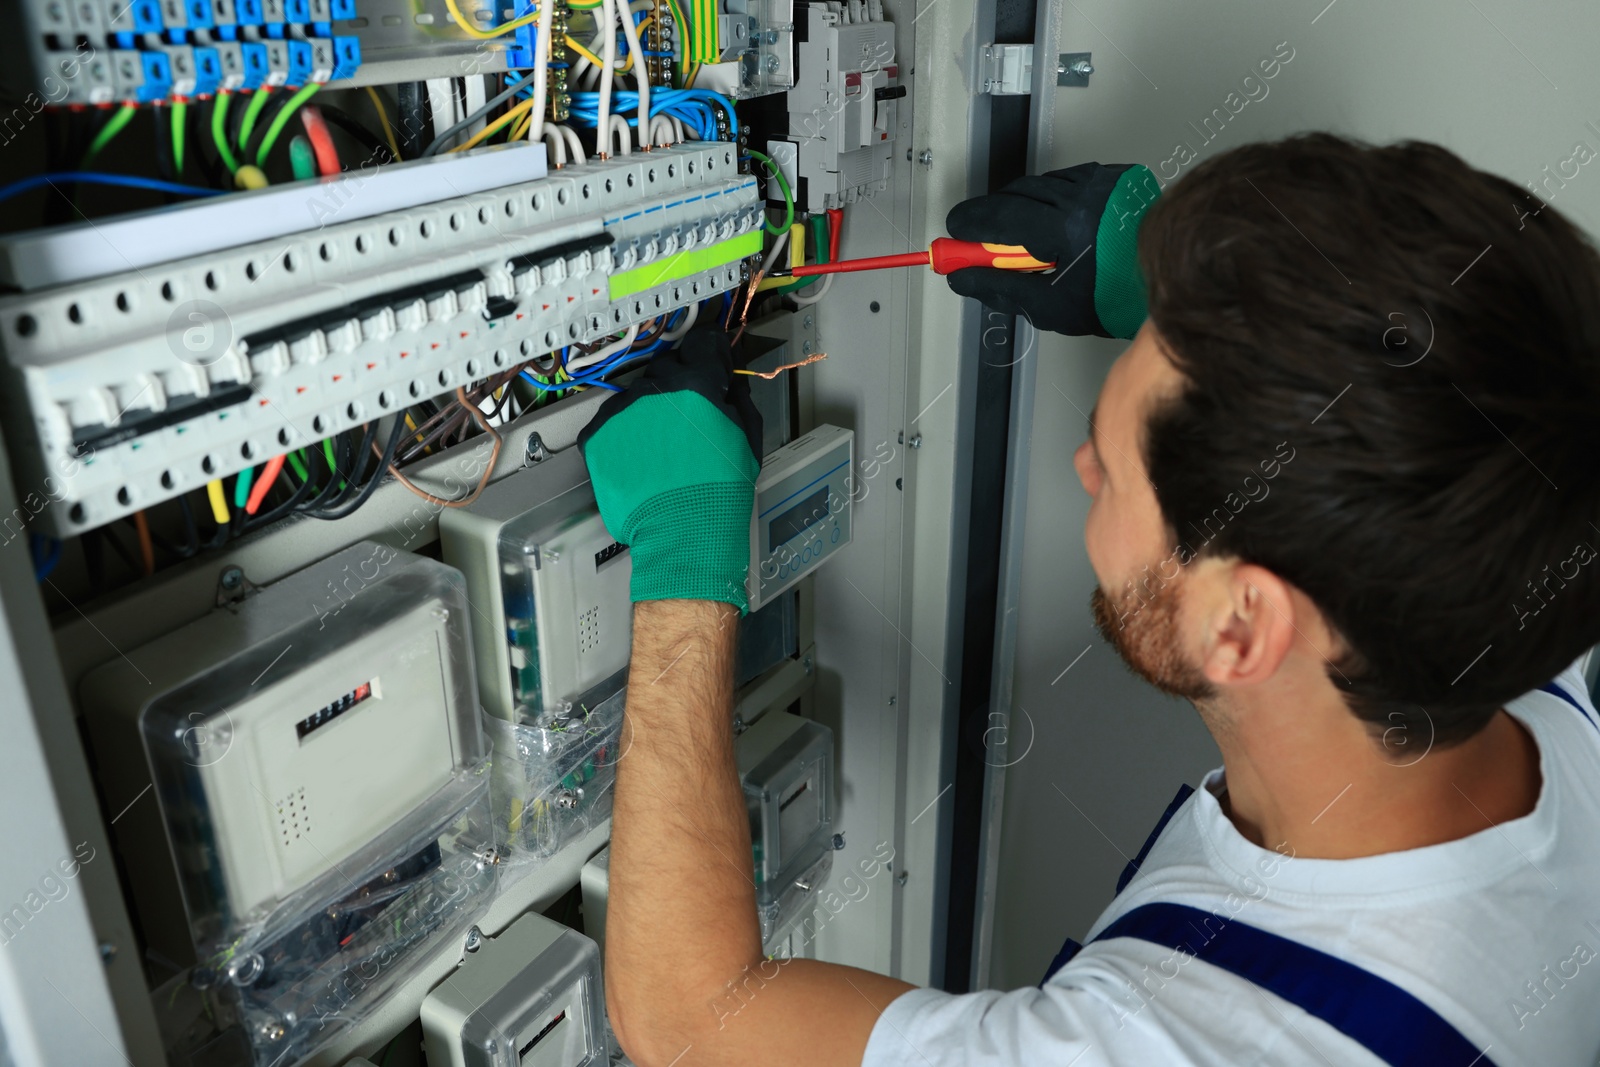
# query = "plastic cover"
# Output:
<box><xmin>739</xmin><ymin>716</ymin><xmax>832</xmax><ymax>934</ymax></box>
<box><xmin>459</xmin><ymin>927</ymin><xmax>607</xmax><ymax>1067</ymax></box>
<box><xmin>486</xmin><ymin>682</ymin><xmax>626</xmax><ymax>863</ymax></box>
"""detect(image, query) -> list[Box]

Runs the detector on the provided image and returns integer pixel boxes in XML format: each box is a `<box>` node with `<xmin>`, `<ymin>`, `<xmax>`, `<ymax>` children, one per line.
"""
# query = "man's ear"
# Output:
<box><xmin>1196</xmin><ymin>562</ymin><xmax>1296</xmax><ymax>688</ymax></box>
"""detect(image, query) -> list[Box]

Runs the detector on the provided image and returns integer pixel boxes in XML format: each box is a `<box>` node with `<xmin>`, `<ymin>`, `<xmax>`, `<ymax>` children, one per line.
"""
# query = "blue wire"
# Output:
<box><xmin>30</xmin><ymin>535</ymin><xmax>61</xmax><ymax>582</ymax></box>
<box><xmin>0</xmin><ymin>173</ymin><xmax>229</xmax><ymax>205</ymax></box>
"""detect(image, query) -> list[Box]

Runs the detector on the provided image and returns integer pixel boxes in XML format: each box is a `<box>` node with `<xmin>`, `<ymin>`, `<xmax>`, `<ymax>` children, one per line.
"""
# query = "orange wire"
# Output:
<box><xmin>131</xmin><ymin>511</ymin><xmax>154</xmax><ymax>575</ymax></box>
<box><xmin>299</xmin><ymin>105</ymin><xmax>341</xmax><ymax>176</ymax></box>
<box><xmin>245</xmin><ymin>454</ymin><xmax>287</xmax><ymax>514</ymax></box>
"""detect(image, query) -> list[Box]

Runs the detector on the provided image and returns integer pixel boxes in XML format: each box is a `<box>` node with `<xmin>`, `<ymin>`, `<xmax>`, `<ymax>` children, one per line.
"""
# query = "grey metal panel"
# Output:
<box><xmin>989</xmin><ymin>0</ymin><xmax>1600</xmax><ymax>992</ymax></box>
<box><xmin>0</xmin><ymin>431</ymin><xmax>163</xmax><ymax>1065</ymax></box>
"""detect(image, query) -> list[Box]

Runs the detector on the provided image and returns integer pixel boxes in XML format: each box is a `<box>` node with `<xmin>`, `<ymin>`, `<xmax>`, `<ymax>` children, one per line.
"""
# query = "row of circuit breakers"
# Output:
<box><xmin>83</xmin><ymin>428</ymin><xmax>856</xmax><ymax>1066</ymax></box>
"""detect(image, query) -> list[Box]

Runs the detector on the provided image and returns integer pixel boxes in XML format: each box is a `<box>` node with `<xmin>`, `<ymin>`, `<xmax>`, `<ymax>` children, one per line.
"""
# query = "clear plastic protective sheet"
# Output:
<box><xmin>486</xmin><ymin>683</ymin><xmax>627</xmax><ymax>864</ymax></box>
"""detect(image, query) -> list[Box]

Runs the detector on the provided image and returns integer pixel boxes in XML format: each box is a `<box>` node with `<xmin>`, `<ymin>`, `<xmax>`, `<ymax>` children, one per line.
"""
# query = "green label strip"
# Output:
<box><xmin>607</xmin><ymin>230</ymin><xmax>762</xmax><ymax>302</ymax></box>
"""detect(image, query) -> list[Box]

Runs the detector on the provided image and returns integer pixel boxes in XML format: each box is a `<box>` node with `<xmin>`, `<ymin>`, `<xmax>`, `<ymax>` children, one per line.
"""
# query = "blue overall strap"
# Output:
<box><xmin>1041</xmin><ymin>783</ymin><xmax>1196</xmax><ymax>986</ymax></box>
<box><xmin>1090</xmin><ymin>902</ymin><xmax>1498</xmax><ymax>1067</ymax></box>
<box><xmin>1539</xmin><ymin>679</ymin><xmax>1598</xmax><ymax>732</ymax></box>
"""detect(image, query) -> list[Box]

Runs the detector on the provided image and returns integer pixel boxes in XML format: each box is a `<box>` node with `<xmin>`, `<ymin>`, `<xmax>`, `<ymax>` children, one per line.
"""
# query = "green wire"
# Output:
<box><xmin>256</xmin><ymin>83</ymin><xmax>321</xmax><ymax>168</ymax></box>
<box><xmin>238</xmin><ymin>88</ymin><xmax>274</xmax><ymax>152</ymax></box>
<box><xmin>171</xmin><ymin>100</ymin><xmax>187</xmax><ymax>174</ymax></box>
<box><xmin>82</xmin><ymin>102</ymin><xmax>138</xmax><ymax>167</ymax></box>
<box><xmin>746</xmin><ymin>149</ymin><xmax>794</xmax><ymax>236</ymax></box>
<box><xmin>321</xmin><ymin>438</ymin><xmax>346</xmax><ymax>490</ymax></box>
<box><xmin>233</xmin><ymin>467</ymin><xmax>254</xmax><ymax>509</ymax></box>
<box><xmin>211</xmin><ymin>92</ymin><xmax>239</xmax><ymax>173</ymax></box>
<box><xmin>288</xmin><ymin>135</ymin><xmax>317</xmax><ymax>180</ymax></box>
<box><xmin>286</xmin><ymin>449</ymin><xmax>308</xmax><ymax>482</ymax></box>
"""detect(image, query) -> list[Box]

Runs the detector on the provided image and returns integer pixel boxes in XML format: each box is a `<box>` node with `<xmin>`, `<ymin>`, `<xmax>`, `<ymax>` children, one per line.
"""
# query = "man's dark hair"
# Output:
<box><xmin>1138</xmin><ymin>133</ymin><xmax>1600</xmax><ymax>746</ymax></box>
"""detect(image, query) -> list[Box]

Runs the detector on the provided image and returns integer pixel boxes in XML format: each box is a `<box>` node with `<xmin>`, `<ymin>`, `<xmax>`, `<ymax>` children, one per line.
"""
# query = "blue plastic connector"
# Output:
<box><xmin>192</xmin><ymin>46</ymin><xmax>222</xmax><ymax>95</ymax></box>
<box><xmin>284</xmin><ymin>0</ymin><xmax>309</xmax><ymax>21</ymax></box>
<box><xmin>329</xmin><ymin>0</ymin><xmax>355</xmax><ymax>18</ymax></box>
<box><xmin>286</xmin><ymin>38</ymin><xmax>313</xmax><ymax>84</ymax></box>
<box><xmin>240</xmin><ymin>41</ymin><xmax>269</xmax><ymax>87</ymax></box>
<box><xmin>235</xmin><ymin>0</ymin><xmax>263</xmax><ymax>23</ymax></box>
<box><xmin>504</xmin><ymin>0</ymin><xmax>540</xmax><ymax>68</ymax></box>
<box><xmin>185</xmin><ymin>0</ymin><xmax>214</xmax><ymax>28</ymax></box>
<box><xmin>131</xmin><ymin>0</ymin><xmax>163</xmax><ymax>31</ymax></box>
<box><xmin>139</xmin><ymin>52</ymin><xmax>173</xmax><ymax>102</ymax></box>
<box><xmin>331</xmin><ymin>35</ymin><xmax>361</xmax><ymax>80</ymax></box>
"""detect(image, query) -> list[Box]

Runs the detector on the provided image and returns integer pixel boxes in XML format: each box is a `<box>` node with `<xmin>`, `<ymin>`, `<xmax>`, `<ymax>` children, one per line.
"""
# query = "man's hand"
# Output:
<box><xmin>945</xmin><ymin>162</ymin><xmax>1159</xmax><ymax>340</ymax></box>
<box><xmin>579</xmin><ymin>324</ymin><xmax>762</xmax><ymax>612</ymax></box>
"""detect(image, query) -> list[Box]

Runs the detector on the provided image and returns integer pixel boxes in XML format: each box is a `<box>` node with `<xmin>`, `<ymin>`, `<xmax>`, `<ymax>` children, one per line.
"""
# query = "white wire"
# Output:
<box><xmin>567</xmin><ymin>324</ymin><xmax>639</xmax><ymax>373</ymax></box>
<box><xmin>759</xmin><ymin>229</ymin><xmax>790</xmax><ymax>275</ymax></box>
<box><xmin>670</xmin><ymin>116</ymin><xmax>685</xmax><ymax>142</ymax></box>
<box><xmin>616</xmin><ymin>0</ymin><xmax>649</xmax><ymax>151</ymax></box>
<box><xmin>541</xmin><ymin>125</ymin><xmax>567</xmax><ymax>165</ymax></box>
<box><xmin>789</xmin><ymin>272</ymin><xmax>834</xmax><ymax>305</ymax></box>
<box><xmin>558</xmin><ymin>123</ymin><xmax>586</xmax><ymax>163</ymax></box>
<box><xmin>650</xmin><ymin>115</ymin><xmax>676</xmax><ymax>145</ymax></box>
<box><xmin>528</xmin><ymin>0</ymin><xmax>554</xmax><ymax>147</ymax></box>
<box><xmin>662</xmin><ymin>301</ymin><xmax>698</xmax><ymax>340</ymax></box>
<box><xmin>597</xmin><ymin>0</ymin><xmax>615</xmax><ymax>156</ymax></box>
<box><xmin>608</xmin><ymin>114</ymin><xmax>632</xmax><ymax>154</ymax></box>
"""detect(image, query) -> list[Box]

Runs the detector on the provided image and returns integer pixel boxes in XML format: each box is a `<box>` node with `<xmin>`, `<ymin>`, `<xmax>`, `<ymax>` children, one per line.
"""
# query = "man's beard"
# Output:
<box><xmin>1090</xmin><ymin>570</ymin><xmax>1216</xmax><ymax>703</ymax></box>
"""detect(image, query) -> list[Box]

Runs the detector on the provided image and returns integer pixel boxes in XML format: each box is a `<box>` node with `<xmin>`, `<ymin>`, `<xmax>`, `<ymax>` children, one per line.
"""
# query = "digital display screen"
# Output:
<box><xmin>768</xmin><ymin>487</ymin><xmax>829</xmax><ymax>552</ymax></box>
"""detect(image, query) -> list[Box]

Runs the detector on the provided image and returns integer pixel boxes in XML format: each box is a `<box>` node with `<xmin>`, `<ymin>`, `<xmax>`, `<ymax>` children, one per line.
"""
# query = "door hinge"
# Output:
<box><xmin>979</xmin><ymin>43</ymin><xmax>1034</xmax><ymax>95</ymax></box>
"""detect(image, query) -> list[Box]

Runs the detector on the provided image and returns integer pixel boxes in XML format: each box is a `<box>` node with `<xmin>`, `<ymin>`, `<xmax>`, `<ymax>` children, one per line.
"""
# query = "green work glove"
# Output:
<box><xmin>945</xmin><ymin>162</ymin><xmax>1159</xmax><ymax>340</ymax></box>
<box><xmin>578</xmin><ymin>324</ymin><xmax>762</xmax><ymax>612</ymax></box>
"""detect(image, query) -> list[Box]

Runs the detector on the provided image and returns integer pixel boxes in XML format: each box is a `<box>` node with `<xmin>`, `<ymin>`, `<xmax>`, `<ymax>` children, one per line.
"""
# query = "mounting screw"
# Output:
<box><xmin>907</xmin><ymin>434</ymin><xmax>922</xmax><ymax>449</ymax></box>
<box><xmin>887</xmin><ymin>695</ymin><xmax>897</xmax><ymax>706</ymax></box>
<box><xmin>802</xmin><ymin>341</ymin><xmax>814</xmax><ymax>355</ymax></box>
<box><xmin>917</xmin><ymin>149</ymin><xmax>933</xmax><ymax>166</ymax></box>
<box><xmin>98</xmin><ymin>942</ymin><xmax>117</xmax><ymax>966</ymax></box>
<box><xmin>896</xmin><ymin>870</ymin><xmax>909</xmax><ymax>887</ymax></box>
<box><xmin>1065</xmin><ymin>58</ymin><xmax>1094</xmax><ymax>76</ymax></box>
<box><xmin>764</xmin><ymin>54</ymin><xmax>780</xmax><ymax>73</ymax></box>
<box><xmin>464</xmin><ymin>926</ymin><xmax>483</xmax><ymax>953</ymax></box>
<box><xmin>801</xmin><ymin>314</ymin><xmax>814</xmax><ymax>329</ymax></box>
<box><xmin>832</xmin><ymin>832</ymin><xmax>846</xmax><ymax>850</ymax></box>
<box><xmin>220</xmin><ymin>566</ymin><xmax>242</xmax><ymax>591</ymax></box>
<box><xmin>525</xmin><ymin>431</ymin><xmax>549</xmax><ymax>465</ymax></box>
<box><xmin>802</xmin><ymin>654</ymin><xmax>814</xmax><ymax>675</ymax></box>
<box><xmin>733</xmin><ymin>714</ymin><xmax>747</xmax><ymax>734</ymax></box>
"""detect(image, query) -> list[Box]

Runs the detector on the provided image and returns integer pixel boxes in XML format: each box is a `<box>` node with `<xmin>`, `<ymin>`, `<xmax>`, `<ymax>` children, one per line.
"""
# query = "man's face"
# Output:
<box><xmin>1073</xmin><ymin>325</ymin><xmax>1215</xmax><ymax>701</ymax></box>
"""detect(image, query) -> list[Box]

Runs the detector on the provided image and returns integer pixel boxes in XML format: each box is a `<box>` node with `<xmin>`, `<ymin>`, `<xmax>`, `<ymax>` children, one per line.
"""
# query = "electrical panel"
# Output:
<box><xmin>755</xmin><ymin>0</ymin><xmax>898</xmax><ymax>211</ymax></box>
<box><xmin>440</xmin><ymin>445</ymin><xmax>634</xmax><ymax>723</ymax></box>
<box><xmin>0</xmin><ymin>143</ymin><xmax>760</xmax><ymax>538</ymax></box>
<box><xmin>79</xmin><ymin>543</ymin><xmax>497</xmax><ymax>1066</ymax></box>
<box><xmin>749</xmin><ymin>423</ymin><xmax>853</xmax><ymax>611</ymax></box>
<box><xmin>421</xmin><ymin>912</ymin><xmax>608</xmax><ymax>1067</ymax></box>
<box><xmin>738</xmin><ymin>710</ymin><xmax>837</xmax><ymax>945</ymax></box>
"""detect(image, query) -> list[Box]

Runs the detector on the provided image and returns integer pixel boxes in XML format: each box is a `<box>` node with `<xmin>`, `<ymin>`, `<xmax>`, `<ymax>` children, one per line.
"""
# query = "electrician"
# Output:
<box><xmin>578</xmin><ymin>134</ymin><xmax>1600</xmax><ymax>1066</ymax></box>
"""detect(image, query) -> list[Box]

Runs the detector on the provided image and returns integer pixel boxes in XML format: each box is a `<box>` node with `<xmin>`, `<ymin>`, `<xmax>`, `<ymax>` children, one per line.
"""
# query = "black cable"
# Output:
<box><xmin>315</xmin><ymin>104</ymin><xmax>395</xmax><ymax>166</ymax></box>
<box><xmin>241</xmin><ymin>91</ymin><xmax>294</xmax><ymax>170</ymax></box>
<box><xmin>308</xmin><ymin>416</ymin><xmax>410</xmax><ymax>522</ymax></box>
<box><xmin>423</xmin><ymin>75</ymin><xmax>527</xmax><ymax>156</ymax></box>
<box><xmin>397</xmin><ymin>82</ymin><xmax>428</xmax><ymax>160</ymax></box>
<box><xmin>177</xmin><ymin>495</ymin><xmax>200</xmax><ymax>558</ymax></box>
<box><xmin>193</xmin><ymin>97</ymin><xmax>227</xmax><ymax>189</ymax></box>
<box><xmin>308</xmin><ymin>422</ymin><xmax>379</xmax><ymax>516</ymax></box>
<box><xmin>241</xmin><ymin>463</ymin><xmax>320</xmax><ymax>532</ymax></box>
<box><xmin>100</xmin><ymin>521</ymin><xmax>139</xmax><ymax>576</ymax></box>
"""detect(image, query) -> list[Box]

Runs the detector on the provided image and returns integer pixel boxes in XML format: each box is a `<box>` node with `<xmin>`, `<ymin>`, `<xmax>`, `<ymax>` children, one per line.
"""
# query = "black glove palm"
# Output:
<box><xmin>945</xmin><ymin>162</ymin><xmax>1158</xmax><ymax>340</ymax></box>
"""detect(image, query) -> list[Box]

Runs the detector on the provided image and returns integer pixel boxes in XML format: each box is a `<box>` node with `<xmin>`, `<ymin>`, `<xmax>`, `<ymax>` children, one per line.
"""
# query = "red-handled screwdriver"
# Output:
<box><xmin>775</xmin><ymin>238</ymin><xmax>1055</xmax><ymax>279</ymax></box>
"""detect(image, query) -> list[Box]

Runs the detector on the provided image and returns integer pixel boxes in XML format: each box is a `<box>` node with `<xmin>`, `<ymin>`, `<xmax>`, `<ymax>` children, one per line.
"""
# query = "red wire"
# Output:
<box><xmin>299</xmin><ymin>105</ymin><xmax>341</xmax><ymax>177</ymax></box>
<box><xmin>826</xmin><ymin>208</ymin><xmax>844</xmax><ymax>262</ymax></box>
<box><xmin>245</xmin><ymin>454</ymin><xmax>287</xmax><ymax>514</ymax></box>
<box><xmin>790</xmin><ymin>249</ymin><xmax>929</xmax><ymax>278</ymax></box>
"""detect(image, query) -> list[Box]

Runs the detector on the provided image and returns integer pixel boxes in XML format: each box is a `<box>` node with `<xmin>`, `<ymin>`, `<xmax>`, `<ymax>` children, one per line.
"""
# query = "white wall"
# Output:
<box><xmin>992</xmin><ymin>0</ymin><xmax>1600</xmax><ymax>990</ymax></box>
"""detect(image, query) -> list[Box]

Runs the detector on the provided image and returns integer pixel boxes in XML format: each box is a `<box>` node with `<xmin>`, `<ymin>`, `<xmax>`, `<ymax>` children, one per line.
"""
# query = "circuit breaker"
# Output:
<box><xmin>422</xmin><ymin>912</ymin><xmax>609</xmax><ymax>1067</ymax></box>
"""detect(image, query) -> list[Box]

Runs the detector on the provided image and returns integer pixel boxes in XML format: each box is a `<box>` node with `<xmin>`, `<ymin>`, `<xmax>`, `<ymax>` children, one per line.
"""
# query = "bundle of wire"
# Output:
<box><xmin>566</xmin><ymin>89</ymin><xmax>735</xmax><ymax>140</ymax></box>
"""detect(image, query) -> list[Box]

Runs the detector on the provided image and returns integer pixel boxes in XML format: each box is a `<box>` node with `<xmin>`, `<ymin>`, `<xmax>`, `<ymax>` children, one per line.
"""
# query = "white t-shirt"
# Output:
<box><xmin>863</xmin><ymin>662</ymin><xmax>1600</xmax><ymax>1067</ymax></box>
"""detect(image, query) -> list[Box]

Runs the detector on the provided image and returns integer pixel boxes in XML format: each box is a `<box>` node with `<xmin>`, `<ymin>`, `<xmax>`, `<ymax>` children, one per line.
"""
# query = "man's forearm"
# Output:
<box><xmin>606</xmin><ymin>598</ymin><xmax>761</xmax><ymax>1063</ymax></box>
